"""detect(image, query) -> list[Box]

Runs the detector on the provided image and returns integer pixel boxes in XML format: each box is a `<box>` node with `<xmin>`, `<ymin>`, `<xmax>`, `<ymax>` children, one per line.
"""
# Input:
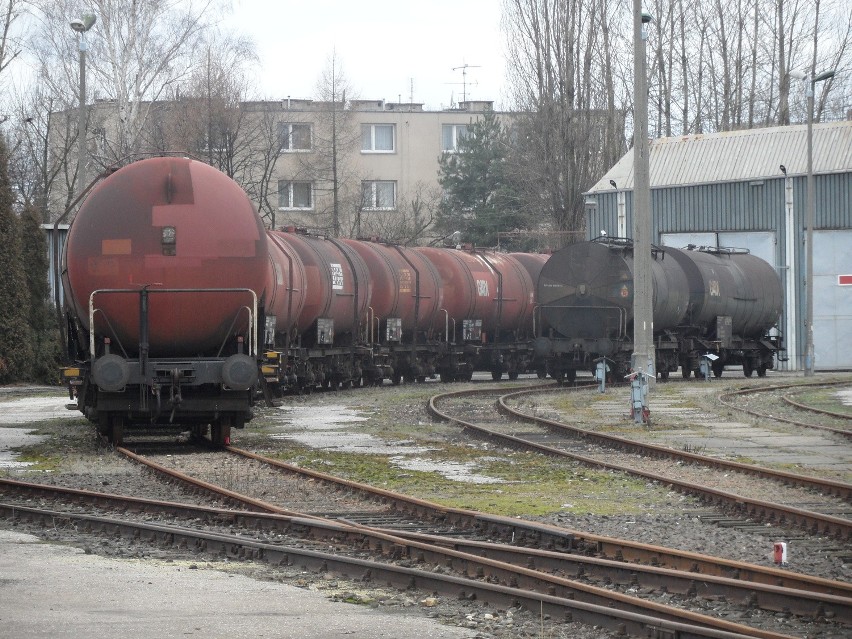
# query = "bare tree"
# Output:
<box><xmin>503</xmin><ymin>0</ymin><xmax>627</xmax><ymax>241</ymax></box>
<box><xmin>352</xmin><ymin>182</ymin><xmax>439</xmax><ymax>245</ymax></box>
<box><xmin>0</xmin><ymin>0</ymin><xmax>24</xmax><ymax>82</ymax></box>
<box><xmin>290</xmin><ymin>52</ymin><xmax>361</xmax><ymax>237</ymax></box>
<box><xmin>238</xmin><ymin>101</ymin><xmax>287</xmax><ymax>228</ymax></box>
<box><xmin>6</xmin><ymin>83</ymin><xmax>76</xmax><ymax>220</ymax></box>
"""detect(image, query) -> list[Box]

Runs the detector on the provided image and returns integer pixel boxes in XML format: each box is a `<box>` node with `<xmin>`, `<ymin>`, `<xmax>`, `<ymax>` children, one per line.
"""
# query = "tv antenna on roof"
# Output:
<box><xmin>451</xmin><ymin>63</ymin><xmax>481</xmax><ymax>103</ymax></box>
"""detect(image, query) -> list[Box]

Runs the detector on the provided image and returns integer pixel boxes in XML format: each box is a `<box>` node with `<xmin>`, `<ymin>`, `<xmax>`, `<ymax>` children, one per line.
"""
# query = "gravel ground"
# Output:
<box><xmin>1</xmin><ymin>375</ymin><xmax>850</xmax><ymax>638</ymax></box>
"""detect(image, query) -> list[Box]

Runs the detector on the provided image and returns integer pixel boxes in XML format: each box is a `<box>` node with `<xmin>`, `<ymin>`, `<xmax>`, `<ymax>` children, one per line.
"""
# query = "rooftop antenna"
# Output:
<box><xmin>451</xmin><ymin>63</ymin><xmax>481</xmax><ymax>103</ymax></box>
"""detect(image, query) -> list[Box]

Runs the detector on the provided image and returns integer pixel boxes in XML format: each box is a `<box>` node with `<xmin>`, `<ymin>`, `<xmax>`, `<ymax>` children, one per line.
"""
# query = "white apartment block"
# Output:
<box><xmin>255</xmin><ymin>98</ymin><xmax>507</xmax><ymax>240</ymax></box>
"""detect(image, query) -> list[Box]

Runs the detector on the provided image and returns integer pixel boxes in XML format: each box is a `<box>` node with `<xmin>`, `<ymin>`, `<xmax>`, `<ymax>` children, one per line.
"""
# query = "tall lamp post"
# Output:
<box><xmin>793</xmin><ymin>68</ymin><xmax>835</xmax><ymax>376</ymax></box>
<box><xmin>70</xmin><ymin>13</ymin><xmax>96</xmax><ymax>196</ymax></box>
<box><xmin>632</xmin><ymin>4</ymin><xmax>655</xmax><ymax>380</ymax></box>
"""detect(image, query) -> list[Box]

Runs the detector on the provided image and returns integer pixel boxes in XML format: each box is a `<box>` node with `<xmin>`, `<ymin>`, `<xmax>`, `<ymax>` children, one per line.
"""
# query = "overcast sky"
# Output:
<box><xmin>231</xmin><ymin>0</ymin><xmax>508</xmax><ymax>110</ymax></box>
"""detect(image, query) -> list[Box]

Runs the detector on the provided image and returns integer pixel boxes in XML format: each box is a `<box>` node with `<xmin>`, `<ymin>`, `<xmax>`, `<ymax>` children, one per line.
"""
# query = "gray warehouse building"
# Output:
<box><xmin>584</xmin><ymin>120</ymin><xmax>852</xmax><ymax>371</ymax></box>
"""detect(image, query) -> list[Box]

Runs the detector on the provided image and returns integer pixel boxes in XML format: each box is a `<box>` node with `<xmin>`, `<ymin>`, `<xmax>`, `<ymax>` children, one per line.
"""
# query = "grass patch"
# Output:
<box><xmin>791</xmin><ymin>387</ymin><xmax>852</xmax><ymax>417</ymax></box>
<box><xmin>268</xmin><ymin>441</ymin><xmax>681</xmax><ymax>518</ymax></box>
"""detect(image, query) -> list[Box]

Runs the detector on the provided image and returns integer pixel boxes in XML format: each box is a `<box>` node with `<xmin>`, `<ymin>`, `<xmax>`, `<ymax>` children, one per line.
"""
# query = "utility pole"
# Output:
<box><xmin>631</xmin><ymin>4</ymin><xmax>655</xmax><ymax>383</ymax></box>
<box><xmin>70</xmin><ymin>13</ymin><xmax>96</xmax><ymax>196</ymax></box>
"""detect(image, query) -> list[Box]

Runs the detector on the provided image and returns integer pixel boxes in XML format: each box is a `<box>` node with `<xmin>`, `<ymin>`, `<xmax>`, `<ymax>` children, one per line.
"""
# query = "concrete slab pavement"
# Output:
<box><xmin>0</xmin><ymin>530</ymin><xmax>476</xmax><ymax>639</ymax></box>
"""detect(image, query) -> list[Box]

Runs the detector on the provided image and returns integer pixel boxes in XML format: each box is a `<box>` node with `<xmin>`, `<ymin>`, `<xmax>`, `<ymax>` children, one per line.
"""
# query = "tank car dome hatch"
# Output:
<box><xmin>62</xmin><ymin>157</ymin><xmax>269</xmax><ymax>357</ymax></box>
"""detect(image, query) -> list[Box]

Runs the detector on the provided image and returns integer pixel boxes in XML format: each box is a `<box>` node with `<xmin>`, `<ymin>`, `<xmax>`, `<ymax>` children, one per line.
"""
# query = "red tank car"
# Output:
<box><xmin>61</xmin><ymin>158</ymin><xmax>268</xmax><ymax>446</ymax></box>
<box><xmin>414</xmin><ymin>247</ymin><xmax>536</xmax><ymax>341</ymax></box>
<box><xmin>268</xmin><ymin>230</ymin><xmax>371</xmax><ymax>340</ymax></box>
<box><xmin>263</xmin><ymin>230</ymin><xmax>373</xmax><ymax>390</ymax></box>
<box><xmin>414</xmin><ymin>247</ymin><xmax>538</xmax><ymax>381</ymax></box>
<box><xmin>341</xmin><ymin>240</ymin><xmax>443</xmax><ymax>340</ymax></box>
<box><xmin>264</xmin><ymin>231</ymin><xmax>308</xmax><ymax>340</ymax></box>
<box><xmin>509</xmin><ymin>252</ymin><xmax>550</xmax><ymax>289</ymax></box>
<box><xmin>63</xmin><ymin>157</ymin><xmax>268</xmax><ymax>357</ymax></box>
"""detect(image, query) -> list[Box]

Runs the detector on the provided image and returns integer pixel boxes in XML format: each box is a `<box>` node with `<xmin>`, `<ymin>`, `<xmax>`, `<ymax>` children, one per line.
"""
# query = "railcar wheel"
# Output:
<box><xmin>743</xmin><ymin>361</ymin><xmax>754</xmax><ymax>378</ymax></box>
<box><xmin>109</xmin><ymin>415</ymin><xmax>124</xmax><ymax>446</ymax></box>
<box><xmin>565</xmin><ymin>369</ymin><xmax>577</xmax><ymax>383</ymax></box>
<box><xmin>391</xmin><ymin>372</ymin><xmax>402</xmax><ymax>385</ymax></box>
<box><xmin>508</xmin><ymin>371</ymin><xmax>519</xmax><ymax>380</ymax></box>
<box><xmin>439</xmin><ymin>372</ymin><xmax>452</xmax><ymax>383</ymax></box>
<box><xmin>757</xmin><ymin>365</ymin><xmax>767</xmax><ymax>377</ymax></box>
<box><xmin>536</xmin><ymin>370</ymin><xmax>547</xmax><ymax>379</ymax></box>
<box><xmin>712</xmin><ymin>361</ymin><xmax>724</xmax><ymax>378</ymax></box>
<box><xmin>491</xmin><ymin>370</ymin><xmax>503</xmax><ymax>381</ymax></box>
<box><xmin>659</xmin><ymin>369</ymin><xmax>670</xmax><ymax>380</ymax></box>
<box><xmin>681</xmin><ymin>367</ymin><xmax>691</xmax><ymax>379</ymax></box>
<box><xmin>211</xmin><ymin>418</ymin><xmax>231</xmax><ymax>447</ymax></box>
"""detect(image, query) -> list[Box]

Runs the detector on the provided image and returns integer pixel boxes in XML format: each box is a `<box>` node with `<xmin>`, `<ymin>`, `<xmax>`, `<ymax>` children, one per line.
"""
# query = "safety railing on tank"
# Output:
<box><xmin>88</xmin><ymin>287</ymin><xmax>259</xmax><ymax>359</ymax></box>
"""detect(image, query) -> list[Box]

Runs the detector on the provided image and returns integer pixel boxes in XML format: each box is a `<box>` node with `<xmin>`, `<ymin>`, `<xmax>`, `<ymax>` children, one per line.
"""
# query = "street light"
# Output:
<box><xmin>632</xmin><ymin>3</ymin><xmax>655</xmax><ymax>382</ymax></box>
<box><xmin>792</xmin><ymin>68</ymin><xmax>835</xmax><ymax>376</ymax></box>
<box><xmin>71</xmin><ymin>13</ymin><xmax>96</xmax><ymax>196</ymax></box>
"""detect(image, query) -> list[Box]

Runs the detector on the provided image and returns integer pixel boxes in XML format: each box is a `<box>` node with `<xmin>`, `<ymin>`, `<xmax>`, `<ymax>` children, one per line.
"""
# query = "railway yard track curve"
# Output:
<box><xmin>1</xmin><ymin>375</ymin><xmax>850</xmax><ymax>638</ymax></box>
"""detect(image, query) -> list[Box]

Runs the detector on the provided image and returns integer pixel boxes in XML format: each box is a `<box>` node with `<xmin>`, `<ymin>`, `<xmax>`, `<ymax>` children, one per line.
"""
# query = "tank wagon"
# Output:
<box><xmin>260</xmin><ymin>233</ymin><xmax>542</xmax><ymax>392</ymax></box>
<box><xmin>535</xmin><ymin>237</ymin><xmax>783</xmax><ymax>381</ymax></box>
<box><xmin>62</xmin><ymin>157</ymin><xmax>268</xmax><ymax>445</ymax></box>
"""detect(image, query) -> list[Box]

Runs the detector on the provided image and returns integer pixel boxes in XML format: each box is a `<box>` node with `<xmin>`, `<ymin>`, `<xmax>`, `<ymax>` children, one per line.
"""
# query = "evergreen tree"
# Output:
<box><xmin>20</xmin><ymin>204</ymin><xmax>62</xmax><ymax>383</ymax></box>
<box><xmin>0</xmin><ymin>138</ymin><xmax>34</xmax><ymax>383</ymax></box>
<box><xmin>436</xmin><ymin>111</ymin><xmax>531</xmax><ymax>249</ymax></box>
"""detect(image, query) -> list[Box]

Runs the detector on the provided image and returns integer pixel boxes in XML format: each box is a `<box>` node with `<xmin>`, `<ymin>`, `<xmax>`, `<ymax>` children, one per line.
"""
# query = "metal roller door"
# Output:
<box><xmin>813</xmin><ymin>230</ymin><xmax>852</xmax><ymax>369</ymax></box>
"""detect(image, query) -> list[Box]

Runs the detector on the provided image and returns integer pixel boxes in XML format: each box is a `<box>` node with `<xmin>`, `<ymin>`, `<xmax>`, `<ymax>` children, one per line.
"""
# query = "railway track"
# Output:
<box><xmin>2</xmin><ymin>378</ymin><xmax>849</xmax><ymax>637</ymax></box>
<box><xmin>718</xmin><ymin>380</ymin><xmax>852</xmax><ymax>440</ymax></box>
<box><xmin>2</xmin><ymin>464</ymin><xmax>849</xmax><ymax>639</ymax></box>
<box><xmin>427</xmin><ymin>384</ymin><xmax>852</xmax><ymax>541</ymax></box>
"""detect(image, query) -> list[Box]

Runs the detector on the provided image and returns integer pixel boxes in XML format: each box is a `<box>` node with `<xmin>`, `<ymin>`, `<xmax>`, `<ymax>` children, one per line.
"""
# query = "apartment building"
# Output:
<box><xmin>257</xmin><ymin>98</ymin><xmax>508</xmax><ymax>240</ymax></box>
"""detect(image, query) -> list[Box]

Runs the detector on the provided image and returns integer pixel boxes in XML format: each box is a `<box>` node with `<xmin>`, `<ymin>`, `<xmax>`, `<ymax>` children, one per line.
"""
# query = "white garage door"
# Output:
<box><xmin>813</xmin><ymin>230</ymin><xmax>852</xmax><ymax>369</ymax></box>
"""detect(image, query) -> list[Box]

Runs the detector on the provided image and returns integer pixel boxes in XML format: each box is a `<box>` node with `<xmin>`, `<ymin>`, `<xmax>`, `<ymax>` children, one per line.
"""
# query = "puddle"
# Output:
<box><xmin>0</xmin><ymin>427</ymin><xmax>47</xmax><ymax>469</ymax></box>
<box><xmin>270</xmin><ymin>405</ymin><xmax>430</xmax><ymax>455</ymax></box>
<box><xmin>273</xmin><ymin>405</ymin><xmax>370</xmax><ymax>430</ymax></box>
<box><xmin>270</xmin><ymin>404</ymin><xmax>503</xmax><ymax>482</ymax></box>
<box><xmin>837</xmin><ymin>389</ymin><xmax>852</xmax><ymax>407</ymax></box>
<box><xmin>0</xmin><ymin>396</ymin><xmax>69</xmax><ymax>469</ymax></box>
<box><xmin>391</xmin><ymin>456</ymin><xmax>506</xmax><ymax>484</ymax></box>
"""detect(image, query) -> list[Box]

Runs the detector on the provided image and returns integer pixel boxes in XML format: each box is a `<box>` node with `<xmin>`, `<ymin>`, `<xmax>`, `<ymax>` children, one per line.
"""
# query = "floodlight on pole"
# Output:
<box><xmin>632</xmin><ymin>2</ymin><xmax>655</xmax><ymax>390</ymax></box>
<box><xmin>71</xmin><ymin>13</ymin><xmax>96</xmax><ymax>198</ymax></box>
<box><xmin>801</xmin><ymin>68</ymin><xmax>835</xmax><ymax>376</ymax></box>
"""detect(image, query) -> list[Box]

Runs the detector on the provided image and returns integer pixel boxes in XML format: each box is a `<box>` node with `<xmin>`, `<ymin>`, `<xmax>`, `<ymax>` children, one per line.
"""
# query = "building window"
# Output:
<box><xmin>278</xmin><ymin>180</ymin><xmax>313</xmax><ymax>209</ymax></box>
<box><xmin>361</xmin><ymin>181</ymin><xmax>396</xmax><ymax>210</ymax></box>
<box><xmin>441</xmin><ymin>124</ymin><xmax>469</xmax><ymax>152</ymax></box>
<box><xmin>279</xmin><ymin>123</ymin><xmax>312</xmax><ymax>152</ymax></box>
<box><xmin>361</xmin><ymin>124</ymin><xmax>395</xmax><ymax>152</ymax></box>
